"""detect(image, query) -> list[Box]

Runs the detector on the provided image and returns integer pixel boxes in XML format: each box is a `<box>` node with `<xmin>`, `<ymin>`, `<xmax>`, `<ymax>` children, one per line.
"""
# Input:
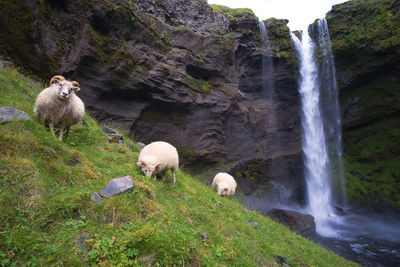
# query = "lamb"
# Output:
<box><xmin>137</xmin><ymin>141</ymin><xmax>179</xmax><ymax>183</ymax></box>
<box><xmin>34</xmin><ymin>75</ymin><xmax>85</xmax><ymax>141</ymax></box>
<box><xmin>212</xmin><ymin>172</ymin><xmax>237</xmax><ymax>196</ymax></box>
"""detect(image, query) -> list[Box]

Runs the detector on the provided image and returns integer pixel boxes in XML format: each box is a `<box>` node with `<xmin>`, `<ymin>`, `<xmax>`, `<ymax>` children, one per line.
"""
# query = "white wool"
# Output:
<box><xmin>34</xmin><ymin>78</ymin><xmax>84</xmax><ymax>141</ymax></box>
<box><xmin>212</xmin><ymin>172</ymin><xmax>237</xmax><ymax>196</ymax></box>
<box><xmin>137</xmin><ymin>141</ymin><xmax>179</xmax><ymax>183</ymax></box>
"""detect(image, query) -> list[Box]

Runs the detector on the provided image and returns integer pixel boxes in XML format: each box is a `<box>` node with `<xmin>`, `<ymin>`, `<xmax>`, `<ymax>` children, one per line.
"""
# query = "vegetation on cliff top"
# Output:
<box><xmin>210</xmin><ymin>4</ymin><xmax>256</xmax><ymax>21</ymax></box>
<box><xmin>263</xmin><ymin>18</ymin><xmax>294</xmax><ymax>60</ymax></box>
<box><xmin>0</xmin><ymin>66</ymin><xmax>358</xmax><ymax>266</ymax></box>
<box><xmin>327</xmin><ymin>0</ymin><xmax>400</xmax><ymax>55</ymax></box>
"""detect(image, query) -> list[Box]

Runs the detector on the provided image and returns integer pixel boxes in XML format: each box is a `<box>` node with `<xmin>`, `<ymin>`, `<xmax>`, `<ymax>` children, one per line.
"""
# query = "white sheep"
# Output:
<box><xmin>212</xmin><ymin>172</ymin><xmax>237</xmax><ymax>196</ymax></box>
<box><xmin>137</xmin><ymin>141</ymin><xmax>179</xmax><ymax>183</ymax></box>
<box><xmin>34</xmin><ymin>75</ymin><xmax>85</xmax><ymax>141</ymax></box>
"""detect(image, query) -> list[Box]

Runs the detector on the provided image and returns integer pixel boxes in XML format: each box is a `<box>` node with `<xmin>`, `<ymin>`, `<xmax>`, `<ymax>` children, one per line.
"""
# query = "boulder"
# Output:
<box><xmin>266</xmin><ymin>209</ymin><xmax>316</xmax><ymax>236</ymax></box>
<box><xmin>98</xmin><ymin>175</ymin><xmax>135</xmax><ymax>198</ymax></box>
<box><xmin>0</xmin><ymin>106</ymin><xmax>32</xmax><ymax>124</ymax></box>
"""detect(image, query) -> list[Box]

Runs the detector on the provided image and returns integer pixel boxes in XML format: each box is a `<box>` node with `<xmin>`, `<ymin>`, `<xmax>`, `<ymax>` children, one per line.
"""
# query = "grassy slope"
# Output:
<box><xmin>0</xmin><ymin>67</ymin><xmax>357</xmax><ymax>266</ymax></box>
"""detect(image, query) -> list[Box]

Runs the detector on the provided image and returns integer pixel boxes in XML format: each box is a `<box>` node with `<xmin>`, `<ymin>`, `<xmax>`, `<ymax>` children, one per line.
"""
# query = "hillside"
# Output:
<box><xmin>0</xmin><ymin>66</ymin><xmax>358</xmax><ymax>266</ymax></box>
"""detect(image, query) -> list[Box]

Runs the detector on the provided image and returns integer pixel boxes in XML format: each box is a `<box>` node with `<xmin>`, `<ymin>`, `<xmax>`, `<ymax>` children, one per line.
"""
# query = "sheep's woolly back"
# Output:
<box><xmin>138</xmin><ymin>141</ymin><xmax>179</xmax><ymax>172</ymax></box>
<box><xmin>212</xmin><ymin>172</ymin><xmax>237</xmax><ymax>196</ymax></box>
<box><xmin>34</xmin><ymin>84</ymin><xmax>84</xmax><ymax>129</ymax></box>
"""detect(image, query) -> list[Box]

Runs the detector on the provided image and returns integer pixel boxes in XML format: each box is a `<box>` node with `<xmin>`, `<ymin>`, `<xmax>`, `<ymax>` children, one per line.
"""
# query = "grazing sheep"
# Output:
<box><xmin>137</xmin><ymin>141</ymin><xmax>179</xmax><ymax>183</ymax></box>
<box><xmin>212</xmin><ymin>172</ymin><xmax>237</xmax><ymax>196</ymax></box>
<box><xmin>34</xmin><ymin>75</ymin><xmax>85</xmax><ymax>141</ymax></box>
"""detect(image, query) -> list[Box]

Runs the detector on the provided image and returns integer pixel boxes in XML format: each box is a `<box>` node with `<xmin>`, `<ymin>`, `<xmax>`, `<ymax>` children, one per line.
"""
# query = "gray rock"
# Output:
<box><xmin>243</xmin><ymin>208</ymin><xmax>250</xmax><ymax>213</ymax></box>
<box><xmin>75</xmin><ymin>230</ymin><xmax>89</xmax><ymax>259</ymax></box>
<box><xmin>102</xmin><ymin>126</ymin><xmax>122</xmax><ymax>137</ymax></box>
<box><xmin>136</xmin><ymin>142</ymin><xmax>146</xmax><ymax>150</ymax></box>
<box><xmin>0</xmin><ymin>106</ymin><xmax>32</xmax><ymax>124</ymax></box>
<box><xmin>91</xmin><ymin>191</ymin><xmax>103</xmax><ymax>205</ymax></box>
<box><xmin>247</xmin><ymin>222</ymin><xmax>259</xmax><ymax>227</ymax></box>
<box><xmin>200</xmin><ymin>233</ymin><xmax>209</xmax><ymax>240</ymax></box>
<box><xmin>98</xmin><ymin>175</ymin><xmax>134</xmax><ymax>198</ymax></box>
<box><xmin>275</xmin><ymin>256</ymin><xmax>290</xmax><ymax>267</ymax></box>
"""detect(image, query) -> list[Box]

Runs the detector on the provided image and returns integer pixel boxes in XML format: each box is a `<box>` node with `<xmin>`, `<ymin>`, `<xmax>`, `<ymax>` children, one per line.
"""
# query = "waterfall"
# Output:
<box><xmin>291</xmin><ymin>29</ymin><xmax>339</xmax><ymax>237</ymax></box>
<box><xmin>259</xmin><ymin>21</ymin><xmax>274</xmax><ymax>97</ymax></box>
<box><xmin>316</xmin><ymin>18</ymin><xmax>347</xmax><ymax>207</ymax></box>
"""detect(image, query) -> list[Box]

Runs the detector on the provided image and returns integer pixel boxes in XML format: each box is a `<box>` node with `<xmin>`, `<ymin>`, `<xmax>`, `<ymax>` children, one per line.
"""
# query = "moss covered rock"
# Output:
<box><xmin>327</xmin><ymin>0</ymin><xmax>400</xmax><ymax>209</ymax></box>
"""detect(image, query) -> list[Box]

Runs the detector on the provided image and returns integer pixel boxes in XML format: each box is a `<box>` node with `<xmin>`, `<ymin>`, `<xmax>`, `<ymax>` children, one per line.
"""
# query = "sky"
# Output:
<box><xmin>207</xmin><ymin>0</ymin><xmax>349</xmax><ymax>30</ymax></box>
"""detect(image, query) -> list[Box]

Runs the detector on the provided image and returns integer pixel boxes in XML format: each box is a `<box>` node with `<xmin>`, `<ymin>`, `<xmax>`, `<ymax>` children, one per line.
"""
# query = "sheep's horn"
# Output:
<box><xmin>50</xmin><ymin>75</ymin><xmax>65</xmax><ymax>84</ymax></box>
<box><xmin>71</xmin><ymin>81</ymin><xmax>80</xmax><ymax>87</ymax></box>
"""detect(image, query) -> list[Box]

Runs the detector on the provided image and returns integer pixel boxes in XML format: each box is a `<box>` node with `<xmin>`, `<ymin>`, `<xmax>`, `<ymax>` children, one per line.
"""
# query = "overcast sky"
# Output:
<box><xmin>207</xmin><ymin>0</ymin><xmax>349</xmax><ymax>30</ymax></box>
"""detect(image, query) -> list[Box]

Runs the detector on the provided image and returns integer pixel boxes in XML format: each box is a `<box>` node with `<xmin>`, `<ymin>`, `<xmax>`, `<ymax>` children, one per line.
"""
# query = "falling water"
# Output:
<box><xmin>291</xmin><ymin>29</ymin><xmax>339</xmax><ymax>237</ymax></box>
<box><xmin>259</xmin><ymin>21</ymin><xmax>274</xmax><ymax>97</ymax></box>
<box><xmin>316</xmin><ymin>18</ymin><xmax>347</xmax><ymax>207</ymax></box>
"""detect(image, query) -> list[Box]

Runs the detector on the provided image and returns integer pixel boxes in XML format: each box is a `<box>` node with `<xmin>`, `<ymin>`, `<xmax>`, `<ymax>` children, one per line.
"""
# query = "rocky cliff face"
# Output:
<box><xmin>0</xmin><ymin>0</ymin><xmax>301</xmax><ymax>175</ymax></box>
<box><xmin>326</xmin><ymin>0</ymin><xmax>400</xmax><ymax>209</ymax></box>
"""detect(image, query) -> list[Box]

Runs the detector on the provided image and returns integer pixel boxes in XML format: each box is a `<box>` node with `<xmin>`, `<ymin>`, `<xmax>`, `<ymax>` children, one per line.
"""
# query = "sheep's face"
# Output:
<box><xmin>50</xmin><ymin>75</ymin><xmax>80</xmax><ymax>100</ymax></box>
<box><xmin>137</xmin><ymin>160</ymin><xmax>159</xmax><ymax>178</ymax></box>
<box><xmin>217</xmin><ymin>182</ymin><xmax>229</xmax><ymax>196</ymax></box>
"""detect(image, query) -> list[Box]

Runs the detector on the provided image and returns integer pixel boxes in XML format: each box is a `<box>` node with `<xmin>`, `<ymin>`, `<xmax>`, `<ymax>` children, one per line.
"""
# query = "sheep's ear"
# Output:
<box><xmin>155</xmin><ymin>163</ymin><xmax>162</xmax><ymax>171</ymax></box>
<box><xmin>71</xmin><ymin>81</ymin><xmax>80</xmax><ymax>93</ymax></box>
<box><xmin>137</xmin><ymin>160</ymin><xmax>145</xmax><ymax>167</ymax></box>
<box><xmin>50</xmin><ymin>75</ymin><xmax>65</xmax><ymax>85</ymax></box>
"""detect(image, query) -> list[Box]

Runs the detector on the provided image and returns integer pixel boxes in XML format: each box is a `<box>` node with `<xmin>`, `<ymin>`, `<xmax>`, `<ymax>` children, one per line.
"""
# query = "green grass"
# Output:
<box><xmin>0</xmin><ymin>66</ymin><xmax>358</xmax><ymax>266</ymax></box>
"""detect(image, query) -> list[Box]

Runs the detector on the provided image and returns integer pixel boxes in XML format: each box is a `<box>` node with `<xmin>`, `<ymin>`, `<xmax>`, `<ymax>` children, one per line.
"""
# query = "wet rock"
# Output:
<box><xmin>98</xmin><ymin>175</ymin><xmax>134</xmax><ymax>198</ymax></box>
<box><xmin>333</xmin><ymin>206</ymin><xmax>346</xmax><ymax>216</ymax></box>
<box><xmin>266</xmin><ymin>209</ymin><xmax>316</xmax><ymax>236</ymax></box>
<box><xmin>91</xmin><ymin>191</ymin><xmax>103</xmax><ymax>205</ymax></box>
<box><xmin>0</xmin><ymin>106</ymin><xmax>32</xmax><ymax>124</ymax></box>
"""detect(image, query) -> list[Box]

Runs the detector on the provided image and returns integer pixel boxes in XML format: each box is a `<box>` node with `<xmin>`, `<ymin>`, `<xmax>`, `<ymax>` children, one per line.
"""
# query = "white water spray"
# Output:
<box><xmin>291</xmin><ymin>29</ymin><xmax>340</xmax><ymax>237</ymax></box>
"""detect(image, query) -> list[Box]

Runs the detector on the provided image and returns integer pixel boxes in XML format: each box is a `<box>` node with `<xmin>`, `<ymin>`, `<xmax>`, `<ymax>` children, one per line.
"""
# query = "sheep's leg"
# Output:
<box><xmin>172</xmin><ymin>170</ymin><xmax>176</xmax><ymax>183</ymax></box>
<box><xmin>49</xmin><ymin>123</ymin><xmax>56</xmax><ymax>138</ymax></box>
<box><xmin>64</xmin><ymin>128</ymin><xmax>70</xmax><ymax>139</ymax></box>
<box><xmin>59</xmin><ymin>128</ymin><xmax>64</xmax><ymax>141</ymax></box>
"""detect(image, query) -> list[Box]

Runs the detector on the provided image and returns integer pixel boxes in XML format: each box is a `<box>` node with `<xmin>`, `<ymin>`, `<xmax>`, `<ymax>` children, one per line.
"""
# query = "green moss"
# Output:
<box><xmin>160</xmin><ymin>30</ymin><xmax>172</xmax><ymax>52</ymax></box>
<box><xmin>186</xmin><ymin>75</ymin><xmax>211</xmax><ymax>94</ymax></box>
<box><xmin>210</xmin><ymin>4</ymin><xmax>255</xmax><ymax>18</ymax></box>
<box><xmin>327</xmin><ymin>0</ymin><xmax>400</xmax><ymax>54</ymax></box>
<box><xmin>262</xmin><ymin>18</ymin><xmax>294</xmax><ymax>60</ymax></box>
<box><xmin>343</xmin><ymin>116</ymin><xmax>400</xmax><ymax>208</ymax></box>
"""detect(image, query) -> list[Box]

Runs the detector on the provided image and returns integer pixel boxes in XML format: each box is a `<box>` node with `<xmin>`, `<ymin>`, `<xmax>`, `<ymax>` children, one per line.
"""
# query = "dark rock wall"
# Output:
<box><xmin>0</xmin><ymin>0</ymin><xmax>301</xmax><ymax>174</ymax></box>
<box><xmin>327</xmin><ymin>0</ymin><xmax>400</xmax><ymax>209</ymax></box>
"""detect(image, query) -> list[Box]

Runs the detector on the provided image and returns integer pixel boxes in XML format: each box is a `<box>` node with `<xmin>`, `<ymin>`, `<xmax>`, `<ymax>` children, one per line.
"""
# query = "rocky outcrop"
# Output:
<box><xmin>0</xmin><ymin>0</ymin><xmax>301</xmax><ymax>176</ymax></box>
<box><xmin>266</xmin><ymin>209</ymin><xmax>316</xmax><ymax>236</ymax></box>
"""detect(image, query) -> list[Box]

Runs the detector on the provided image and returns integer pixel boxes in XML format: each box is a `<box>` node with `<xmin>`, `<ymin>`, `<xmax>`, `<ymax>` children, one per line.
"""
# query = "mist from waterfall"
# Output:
<box><xmin>291</xmin><ymin>29</ymin><xmax>340</xmax><ymax>237</ymax></box>
<box><xmin>316</xmin><ymin>18</ymin><xmax>347</xmax><ymax>207</ymax></box>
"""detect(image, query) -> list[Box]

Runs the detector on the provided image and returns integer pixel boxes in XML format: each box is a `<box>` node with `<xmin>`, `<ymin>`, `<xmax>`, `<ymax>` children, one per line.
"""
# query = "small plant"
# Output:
<box><xmin>160</xmin><ymin>30</ymin><xmax>171</xmax><ymax>52</ymax></box>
